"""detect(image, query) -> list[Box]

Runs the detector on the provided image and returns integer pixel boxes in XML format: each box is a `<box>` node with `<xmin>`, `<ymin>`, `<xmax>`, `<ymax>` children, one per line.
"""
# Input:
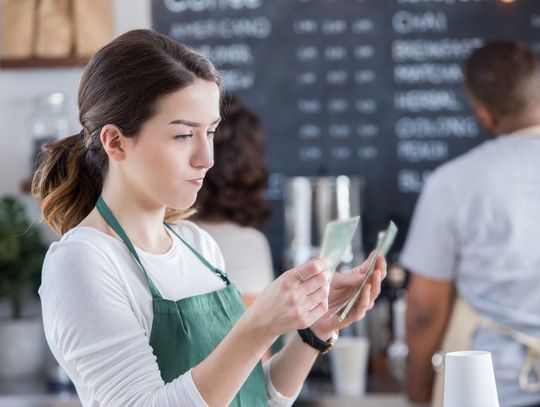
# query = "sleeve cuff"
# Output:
<box><xmin>262</xmin><ymin>356</ymin><xmax>301</xmax><ymax>407</ymax></box>
<box><xmin>184</xmin><ymin>369</ymin><xmax>210</xmax><ymax>407</ymax></box>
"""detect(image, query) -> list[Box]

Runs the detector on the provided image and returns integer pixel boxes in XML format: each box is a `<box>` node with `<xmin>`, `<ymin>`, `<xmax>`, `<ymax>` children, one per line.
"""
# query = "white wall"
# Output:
<box><xmin>0</xmin><ymin>0</ymin><xmax>151</xmax><ymax>196</ymax></box>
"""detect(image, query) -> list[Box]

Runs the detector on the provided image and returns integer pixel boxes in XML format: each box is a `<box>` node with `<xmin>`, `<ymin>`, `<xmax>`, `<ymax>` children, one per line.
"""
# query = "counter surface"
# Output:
<box><xmin>295</xmin><ymin>395</ymin><xmax>411</xmax><ymax>406</ymax></box>
<box><xmin>0</xmin><ymin>393</ymin><xmax>414</xmax><ymax>407</ymax></box>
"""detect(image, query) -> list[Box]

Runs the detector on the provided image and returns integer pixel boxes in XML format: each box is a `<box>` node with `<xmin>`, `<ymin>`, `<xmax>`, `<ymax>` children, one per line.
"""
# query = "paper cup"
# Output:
<box><xmin>443</xmin><ymin>351</ymin><xmax>500</xmax><ymax>407</ymax></box>
<box><xmin>329</xmin><ymin>336</ymin><xmax>370</xmax><ymax>397</ymax></box>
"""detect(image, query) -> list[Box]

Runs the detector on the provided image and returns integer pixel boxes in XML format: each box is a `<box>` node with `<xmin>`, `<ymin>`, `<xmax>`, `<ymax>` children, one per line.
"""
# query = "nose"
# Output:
<box><xmin>191</xmin><ymin>133</ymin><xmax>214</xmax><ymax>170</ymax></box>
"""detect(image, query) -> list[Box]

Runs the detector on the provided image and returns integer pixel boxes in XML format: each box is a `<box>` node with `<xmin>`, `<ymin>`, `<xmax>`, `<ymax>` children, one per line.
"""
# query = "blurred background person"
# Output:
<box><xmin>401</xmin><ymin>41</ymin><xmax>540</xmax><ymax>407</ymax></box>
<box><xmin>194</xmin><ymin>95</ymin><xmax>274</xmax><ymax>307</ymax></box>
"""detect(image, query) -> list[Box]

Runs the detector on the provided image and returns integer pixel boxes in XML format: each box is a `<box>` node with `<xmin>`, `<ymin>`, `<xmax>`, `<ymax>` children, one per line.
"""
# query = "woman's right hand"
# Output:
<box><xmin>246</xmin><ymin>259</ymin><xmax>331</xmax><ymax>338</ymax></box>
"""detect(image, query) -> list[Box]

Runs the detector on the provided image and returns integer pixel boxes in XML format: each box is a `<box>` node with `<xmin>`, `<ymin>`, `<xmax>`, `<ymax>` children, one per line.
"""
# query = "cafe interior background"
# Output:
<box><xmin>0</xmin><ymin>0</ymin><xmax>538</xmax><ymax>406</ymax></box>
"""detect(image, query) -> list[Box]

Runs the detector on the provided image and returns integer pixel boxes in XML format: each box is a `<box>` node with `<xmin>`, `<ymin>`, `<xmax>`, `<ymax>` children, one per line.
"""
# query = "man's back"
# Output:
<box><xmin>401</xmin><ymin>129</ymin><xmax>540</xmax><ymax>406</ymax></box>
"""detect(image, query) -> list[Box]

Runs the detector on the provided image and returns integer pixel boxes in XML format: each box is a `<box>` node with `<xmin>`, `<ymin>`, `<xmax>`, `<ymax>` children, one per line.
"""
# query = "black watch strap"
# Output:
<box><xmin>297</xmin><ymin>328</ymin><xmax>336</xmax><ymax>354</ymax></box>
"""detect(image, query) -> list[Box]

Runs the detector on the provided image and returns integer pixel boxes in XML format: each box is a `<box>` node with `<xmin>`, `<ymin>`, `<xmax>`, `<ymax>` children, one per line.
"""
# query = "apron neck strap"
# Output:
<box><xmin>96</xmin><ymin>196</ymin><xmax>164</xmax><ymax>299</ymax></box>
<box><xmin>164</xmin><ymin>224</ymin><xmax>230</xmax><ymax>286</ymax></box>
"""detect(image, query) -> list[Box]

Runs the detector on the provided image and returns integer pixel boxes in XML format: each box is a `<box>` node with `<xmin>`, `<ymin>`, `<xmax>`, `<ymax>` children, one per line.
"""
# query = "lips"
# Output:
<box><xmin>187</xmin><ymin>178</ymin><xmax>204</xmax><ymax>187</ymax></box>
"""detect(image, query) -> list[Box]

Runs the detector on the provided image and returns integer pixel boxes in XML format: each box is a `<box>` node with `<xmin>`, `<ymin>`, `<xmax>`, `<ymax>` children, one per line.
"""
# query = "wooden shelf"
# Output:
<box><xmin>0</xmin><ymin>56</ymin><xmax>90</xmax><ymax>69</ymax></box>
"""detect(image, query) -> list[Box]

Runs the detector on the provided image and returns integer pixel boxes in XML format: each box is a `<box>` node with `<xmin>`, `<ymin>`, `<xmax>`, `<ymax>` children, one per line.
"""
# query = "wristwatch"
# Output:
<box><xmin>297</xmin><ymin>328</ymin><xmax>339</xmax><ymax>354</ymax></box>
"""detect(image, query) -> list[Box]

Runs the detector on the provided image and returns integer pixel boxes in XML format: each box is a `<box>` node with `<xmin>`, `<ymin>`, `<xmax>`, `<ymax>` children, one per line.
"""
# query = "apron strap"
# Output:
<box><xmin>436</xmin><ymin>295</ymin><xmax>540</xmax><ymax>398</ymax></box>
<box><xmin>164</xmin><ymin>223</ymin><xmax>230</xmax><ymax>286</ymax></box>
<box><xmin>478</xmin><ymin>315</ymin><xmax>540</xmax><ymax>393</ymax></box>
<box><xmin>520</xmin><ymin>350</ymin><xmax>540</xmax><ymax>393</ymax></box>
<box><xmin>96</xmin><ymin>196</ymin><xmax>230</xmax><ymax>296</ymax></box>
<box><xmin>96</xmin><ymin>196</ymin><xmax>163</xmax><ymax>299</ymax></box>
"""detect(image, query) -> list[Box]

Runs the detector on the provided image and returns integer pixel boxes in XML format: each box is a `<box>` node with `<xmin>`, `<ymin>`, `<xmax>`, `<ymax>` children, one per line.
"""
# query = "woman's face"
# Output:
<box><xmin>123</xmin><ymin>80</ymin><xmax>221</xmax><ymax>210</ymax></box>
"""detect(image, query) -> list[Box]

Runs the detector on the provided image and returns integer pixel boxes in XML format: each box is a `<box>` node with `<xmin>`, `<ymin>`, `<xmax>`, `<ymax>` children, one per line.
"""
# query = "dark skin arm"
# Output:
<box><xmin>405</xmin><ymin>274</ymin><xmax>454</xmax><ymax>403</ymax></box>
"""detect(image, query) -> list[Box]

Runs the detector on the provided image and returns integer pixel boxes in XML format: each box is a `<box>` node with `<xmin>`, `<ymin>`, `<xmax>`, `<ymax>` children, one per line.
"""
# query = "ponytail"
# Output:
<box><xmin>31</xmin><ymin>131</ymin><xmax>105</xmax><ymax>236</ymax></box>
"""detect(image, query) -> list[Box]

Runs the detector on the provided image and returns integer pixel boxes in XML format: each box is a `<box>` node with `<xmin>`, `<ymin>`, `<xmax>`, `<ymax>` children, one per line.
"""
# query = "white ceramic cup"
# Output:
<box><xmin>443</xmin><ymin>350</ymin><xmax>500</xmax><ymax>407</ymax></box>
<box><xmin>329</xmin><ymin>336</ymin><xmax>370</xmax><ymax>397</ymax></box>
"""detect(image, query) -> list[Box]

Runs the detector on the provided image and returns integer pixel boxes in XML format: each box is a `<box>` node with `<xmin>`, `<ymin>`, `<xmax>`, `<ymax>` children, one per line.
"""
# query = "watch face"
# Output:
<box><xmin>321</xmin><ymin>344</ymin><xmax>333</xmax><ymax>354</ymax></box>
<box><xmin>322</xmin><ymin>331</ymin><xmax>339</xmax><ymax>354</ymax></box>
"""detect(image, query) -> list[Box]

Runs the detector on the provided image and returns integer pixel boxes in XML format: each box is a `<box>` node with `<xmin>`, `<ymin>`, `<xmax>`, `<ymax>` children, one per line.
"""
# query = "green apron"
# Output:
<box><xmin>96</xmin><ymin>196</ymin><xmax>268</xmax><ymax>406</ymax></box>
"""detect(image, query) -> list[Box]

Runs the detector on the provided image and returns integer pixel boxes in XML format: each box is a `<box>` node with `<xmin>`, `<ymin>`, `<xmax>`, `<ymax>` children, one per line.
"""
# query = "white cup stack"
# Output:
<box><xmin>443</xmin><ymin>351</ymin><xmax>500</xmax><ymax>407</ymax></box>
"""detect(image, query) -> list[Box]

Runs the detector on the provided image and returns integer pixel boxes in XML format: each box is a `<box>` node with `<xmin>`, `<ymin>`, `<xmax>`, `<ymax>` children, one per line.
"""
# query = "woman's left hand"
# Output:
<box><xmin>309</xmin><ymin>253</ymin><xmax>386</xmax><ymax>340</ymax></box>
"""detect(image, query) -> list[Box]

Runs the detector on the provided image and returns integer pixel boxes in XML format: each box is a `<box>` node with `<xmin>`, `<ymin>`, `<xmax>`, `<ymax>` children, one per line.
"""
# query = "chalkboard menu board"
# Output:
<box><xmin>152</xmin><ymin>0</ymin><xmax>540</xmax><ymax>265</ymax></box>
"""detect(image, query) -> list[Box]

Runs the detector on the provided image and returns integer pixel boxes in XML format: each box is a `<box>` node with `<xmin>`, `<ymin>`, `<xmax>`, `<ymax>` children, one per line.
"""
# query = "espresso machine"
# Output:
<box><xmin>283</xmin><ymin>175</ymin><xmax>366</xmax><ymax>271</ymax></box>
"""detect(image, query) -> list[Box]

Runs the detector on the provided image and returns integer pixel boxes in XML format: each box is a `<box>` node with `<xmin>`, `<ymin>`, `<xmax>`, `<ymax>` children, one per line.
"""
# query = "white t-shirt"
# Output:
<box><xmin>39</xmin><ymin>220</ymin><xmax>296</xmax><ymax>407</ymax></box>
<box><xmin>400</xmin><ymin>128</ymin><xmax>540</xmax><ymax>407</ymax></box>
<box><xmin>196</xmin><ymin>221</ymin><xmax>275</xmax><ymax>296</ymax></box>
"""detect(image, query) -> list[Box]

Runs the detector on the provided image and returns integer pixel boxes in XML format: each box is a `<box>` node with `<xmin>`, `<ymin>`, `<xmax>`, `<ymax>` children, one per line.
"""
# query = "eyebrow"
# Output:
<box><xmin>168</xmin><ymin>117</ymin><xmax>221</xmax><ymax>127</ymax></box>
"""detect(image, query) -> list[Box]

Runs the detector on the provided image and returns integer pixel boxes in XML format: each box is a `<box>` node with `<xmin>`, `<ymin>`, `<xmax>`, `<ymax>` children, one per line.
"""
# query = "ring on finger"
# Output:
<box><xmin>295</xmin><ymin>267</ymin><xmax>305</xmax><ymax>283</ymax></box>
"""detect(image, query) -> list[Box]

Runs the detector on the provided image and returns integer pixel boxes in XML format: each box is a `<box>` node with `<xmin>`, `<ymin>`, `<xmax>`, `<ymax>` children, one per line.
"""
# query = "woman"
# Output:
<box><xmin>34</xmin><ymin>29</ymin><xmax>385</xmax><ymax>407</ymax></box>
<box><xmin>194</xmin><ymin>95</ymin><xmax>274</xmax><ymax>305</ymax></box>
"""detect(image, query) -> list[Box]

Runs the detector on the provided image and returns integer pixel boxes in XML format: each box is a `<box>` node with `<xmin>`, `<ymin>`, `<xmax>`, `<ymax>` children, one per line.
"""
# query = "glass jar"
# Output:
<box><xmin>29</xmin><ymin>92</ymin><xmax>71</xmax><ymax>173</ymax></box>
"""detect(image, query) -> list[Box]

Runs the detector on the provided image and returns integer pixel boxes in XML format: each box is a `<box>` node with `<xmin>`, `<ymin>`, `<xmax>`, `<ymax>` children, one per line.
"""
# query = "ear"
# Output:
<box><xmin>474</xmin><ymin>104</ymin><xmax>498</xmax><ymax>133</ymax></box>
<box><xmin>467</xmin><ymin>92</ymin><xmax>498</xmax><ymax>133</ymax></box>
<box><xmin>100</xmin><ymin>125</ymin><xmax>129</xmax><ymax>161</ymax></box>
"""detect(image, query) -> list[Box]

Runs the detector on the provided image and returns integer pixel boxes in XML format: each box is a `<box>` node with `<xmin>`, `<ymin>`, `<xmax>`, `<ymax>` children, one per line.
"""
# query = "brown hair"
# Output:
<box><xmin>32</xmin><ymin>29</ymin><xmax>221</xmax><ymax>236</ymax></box>
<box><xmin>464</xmin><ymin>41</ymin><xmax>540</xmax><ymax>117</ymax></box>
<box><xmin>194</xmin><ymin>95</ymin><xmax>271</xmax><ymax>228</ymax></box>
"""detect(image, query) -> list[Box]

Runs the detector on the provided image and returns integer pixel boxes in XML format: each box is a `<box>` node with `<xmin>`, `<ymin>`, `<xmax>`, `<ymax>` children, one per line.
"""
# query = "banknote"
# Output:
<box><xmin>319</xmin><ymin>216</ymin><xmax>360</xmax><ymax>273</ymax></box>
<box><xmin>337</xmin><ymin>221</ymin><xmax>397</xmax><ymax>321</ymax></box>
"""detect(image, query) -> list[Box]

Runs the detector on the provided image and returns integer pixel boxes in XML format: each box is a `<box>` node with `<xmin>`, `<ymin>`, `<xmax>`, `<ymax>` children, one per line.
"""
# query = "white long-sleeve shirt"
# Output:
<box><xmin>39</xmin><ymin>220</ymin><xmax>297</xmax><ymax>407</ymax></box>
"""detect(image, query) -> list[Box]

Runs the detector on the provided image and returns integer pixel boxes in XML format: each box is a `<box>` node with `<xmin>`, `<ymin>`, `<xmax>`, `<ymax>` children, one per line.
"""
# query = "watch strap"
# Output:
<box><xmin>297</xmin><ymin>328</ymin><xmax>337</xmax><ymax>354</ymax></box>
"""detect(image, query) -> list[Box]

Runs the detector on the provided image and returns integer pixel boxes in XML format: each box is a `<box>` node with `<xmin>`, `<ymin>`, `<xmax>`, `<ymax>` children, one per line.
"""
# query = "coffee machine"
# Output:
<box><xmin>283</xmin><ymin>175</ymin><xmax>366</xmax><ymax>270</ymax></box>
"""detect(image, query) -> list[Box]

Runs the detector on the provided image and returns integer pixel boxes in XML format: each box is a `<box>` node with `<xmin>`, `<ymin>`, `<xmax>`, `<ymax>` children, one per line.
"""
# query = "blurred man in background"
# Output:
<box><xmin>401</xmin><ymin>41</ymin><xmax>540</xmax><ymax>407</ymax></box>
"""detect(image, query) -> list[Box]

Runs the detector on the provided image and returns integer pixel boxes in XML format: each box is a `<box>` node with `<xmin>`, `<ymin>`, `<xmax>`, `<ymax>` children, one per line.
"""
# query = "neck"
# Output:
<box><xmin>99</xmin><ymin>174</ymin><xmax>171</xmax><ymax>254</ymax></box>
<box><xmin>494</xmin><ymin>108</ymin><xmax>540</xmax><ymax>136</ymax></box>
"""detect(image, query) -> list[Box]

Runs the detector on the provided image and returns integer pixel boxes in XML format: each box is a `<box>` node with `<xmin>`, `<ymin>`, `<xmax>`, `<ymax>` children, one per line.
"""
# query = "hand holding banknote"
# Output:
<box><xmin>309</xmin><ymin>253</ymin><xmax>386</xmax><ymax>340</ymax></box>
<box><xmin>337</xmin><ymin>221</ymin><xmax>397</xmax><ymax>321</ymax></box>
<box><xmin>309</xmin><ymin>219</ymin><xmax>395</xmax><ymax>339</ymax></box>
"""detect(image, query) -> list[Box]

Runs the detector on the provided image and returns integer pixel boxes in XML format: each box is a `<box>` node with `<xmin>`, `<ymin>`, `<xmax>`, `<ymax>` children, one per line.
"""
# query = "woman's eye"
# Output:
<box><xmin>174</xmin><ymin>133</ymin><xmax>193</xmax><ymax>141</ymax></box>
<box><xmin>207</xmin><ymin>130</ymin><xmax>217</xmax><ymax>137</ymax></box>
